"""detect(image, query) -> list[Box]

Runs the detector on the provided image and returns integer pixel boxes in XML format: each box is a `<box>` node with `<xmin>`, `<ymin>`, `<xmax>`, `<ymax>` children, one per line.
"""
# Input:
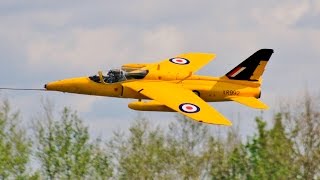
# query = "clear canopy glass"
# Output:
<box><xmin>89</xmin><ymin>68</ymin><xmax>148</xmax><ymax>84</ymax></box>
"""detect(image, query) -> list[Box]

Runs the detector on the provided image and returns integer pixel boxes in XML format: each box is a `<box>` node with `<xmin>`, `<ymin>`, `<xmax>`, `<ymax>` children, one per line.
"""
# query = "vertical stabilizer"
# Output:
<box><xmin>225</xmin><ymin>49</ymin><xmax>274</xmax><ymax>81</ymax></box>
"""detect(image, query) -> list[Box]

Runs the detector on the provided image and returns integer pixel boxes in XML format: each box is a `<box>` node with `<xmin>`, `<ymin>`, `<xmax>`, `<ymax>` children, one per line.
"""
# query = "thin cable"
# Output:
<box><xmin>0</xmin><ymin>88</ymin><xmax>46</xmax><ymax>91</ymax></box>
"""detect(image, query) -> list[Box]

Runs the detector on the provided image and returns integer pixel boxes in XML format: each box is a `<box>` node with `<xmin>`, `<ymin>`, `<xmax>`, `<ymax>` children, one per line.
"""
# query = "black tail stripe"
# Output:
<box><xmin>226</xmin><ymin>49</ymin><xmax>273</xmax><ymax>80</ymax></box>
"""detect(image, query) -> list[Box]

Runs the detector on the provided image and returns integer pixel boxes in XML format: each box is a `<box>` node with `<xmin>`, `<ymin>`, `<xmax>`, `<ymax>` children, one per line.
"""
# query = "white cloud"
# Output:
<box><xmin>311</xmin><ymin>0</ymin><xmax>320</xmax><ymax>15</ymax></box>
<box><xmin>26</xmin><ymin>28</ymin><xmax>125</xmax><ymax>72</ymax></box>
<box><xmin>142</xmin><ymin>26</ymin><xmax>186</xmax><ymax>58</ymax></box>
<box><xmin>1</xmin><ymin>0</ymin><xmax>320</xmax><ymax>139</ymax></box>
<box><xmin>251</xmin><ymin>1</ymin><xmax>310</xmax><ymax>28</ymax></box>
<box><xmin>25</xmin><ymin>25</ymin><xmax>188</xmax><ymax>75</ymax></box>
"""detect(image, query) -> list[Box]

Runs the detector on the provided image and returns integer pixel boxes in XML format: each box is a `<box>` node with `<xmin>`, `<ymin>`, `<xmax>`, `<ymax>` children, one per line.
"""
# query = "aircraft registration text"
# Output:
<box><xmin>223</xmin><ymin>90</ymin><xmax>240</xmax><ymax>96</ymax></box>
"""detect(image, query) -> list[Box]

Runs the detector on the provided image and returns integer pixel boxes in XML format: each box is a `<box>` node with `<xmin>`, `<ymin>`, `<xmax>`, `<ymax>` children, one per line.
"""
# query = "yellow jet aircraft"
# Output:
<box><xmin>45</xmin><ymin>49</ymin><xmax>274</xmax><ymax>126</ymax></box>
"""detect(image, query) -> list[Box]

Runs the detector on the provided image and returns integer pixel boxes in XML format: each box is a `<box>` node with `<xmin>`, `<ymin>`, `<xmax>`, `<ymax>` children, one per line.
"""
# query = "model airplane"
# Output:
<box><xmin>45</xmin><ymin>49</ymin><xmax>274</xmax><ymax>126</ymax></box>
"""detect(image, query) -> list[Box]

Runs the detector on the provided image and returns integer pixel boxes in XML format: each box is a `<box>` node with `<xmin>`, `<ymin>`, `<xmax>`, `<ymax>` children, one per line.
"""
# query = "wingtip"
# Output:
<box><xmin>217</xmin><ymin>115</ymin><xmax>233</xmax><ymax>126</ymax></box>
<box><xmin>258</xmin><ymin>105</ymin><xmax>269</xmax><ymax>110</ymax></box>
<box><xmin>202</xmin><ymin>119</ymin><xmax>233</xmax><ymax>126</ymax></box>
<box><xmin>224</xmin><ymin>121</ymin><xmax>233</xmax><ymax>126</ymax></box>
<box><xmin>220</xmin><ymin>119</ymin><xmax>232</xmax><ymax>126</ymax></box>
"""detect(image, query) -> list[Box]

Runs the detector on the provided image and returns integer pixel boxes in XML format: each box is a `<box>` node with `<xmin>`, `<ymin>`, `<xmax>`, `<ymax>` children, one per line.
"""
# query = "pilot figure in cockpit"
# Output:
<box><xmin>106</xmin><ymin>69</ymin><xmax>125</xmax><ymax>83</ymax></box>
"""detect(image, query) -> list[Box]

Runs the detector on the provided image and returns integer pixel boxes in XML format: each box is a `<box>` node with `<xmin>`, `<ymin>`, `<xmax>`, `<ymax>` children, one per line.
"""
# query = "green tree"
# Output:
<box><xmin>267</xmin><ymin>113</ymin><xmax>298</xmax><ymax>179</ymax></box>
<box><xmin>0</xmin><ymin>100</ymin><xmax>32</xmax><ymax>179</ymax></box>
<box><xmin>206</xmin><ymin>137</ymin><xmax>230</xmax><ymax>179</ymax></box>
<box><xmin>166</xmin><ymin>116</ymin><xmax>211</xmax><ymax>179</ymax></box>
<box><xmin>206</xmin><ymin>121</ymin><xmax>246</xmax><ymax>180</ymax></box>
<box><xmin>109</xmin><ymin>115</ymin><xmax>218</xmax><ymax>179</ymax></box>
<box><xmin>245</xmin><ymin>115</ymin><xmax>297</xmax><ymax>180</ymax></box>
<box><xmin>281</xmin><ymin>93</ymin><xmax>320</xmax><ymax>179</ymax></box>
<box><xmin>34</xmin><ymin>107</ymin><xmax>112</xmax><ymax>179</ymax></box>
<box><xmin>245</xmin><ymin>117</ymin><xmax>269</xmax><ymax>179</ymax></box>
<box><xmin>89</xmin><ymin>138</ymin><xmax>113</xmax><ymax>179</ymax></box>
<box><xmin>227</xmin><ymin>144</ymin><xmax>248</xmax><ymax>179</ymax></box>
<box><xmin>109</xmin><ymin>117</ymin><xmax>174</xmax><ymax>179</ymax></box>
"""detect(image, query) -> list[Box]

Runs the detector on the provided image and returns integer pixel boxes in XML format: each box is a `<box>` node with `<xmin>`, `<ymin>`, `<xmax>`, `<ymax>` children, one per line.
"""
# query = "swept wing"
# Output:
<box><xmin>143</xmin><ymin>53</ymin><xmax>216</xmax><ymax>79</ymax></box>
<box><xmin>123</xmin><ymin>81</ymin><xmax>232</xmax><ymax>126</ymax></box>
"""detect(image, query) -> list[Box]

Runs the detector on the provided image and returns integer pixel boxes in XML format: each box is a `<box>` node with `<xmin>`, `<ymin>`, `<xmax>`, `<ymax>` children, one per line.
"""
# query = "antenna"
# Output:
<box><xmin>0</xmin><ymin>88</ymin><xmax>46</xmax><ymax>91</ymax></box>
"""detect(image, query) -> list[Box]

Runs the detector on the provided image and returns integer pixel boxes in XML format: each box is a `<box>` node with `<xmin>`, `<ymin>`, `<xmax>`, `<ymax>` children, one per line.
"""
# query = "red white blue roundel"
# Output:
<box><xmin>179</xmin><ymin>103</ymin><xmax>200</xmax><ymax>113</ymax></box>
<box><xmin>169</xmin><ymin>57</ymin><xmax>190</xmax><ymax>65</ymax></box>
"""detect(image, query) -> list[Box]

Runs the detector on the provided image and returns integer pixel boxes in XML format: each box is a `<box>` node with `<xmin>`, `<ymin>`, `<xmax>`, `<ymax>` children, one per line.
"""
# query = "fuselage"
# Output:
<box><xmin>45</xmin><ymin>75</ymin><xmax>261</xmax><ymax>102</ymax></box>
<box><xmin>41</xmin><ymin>49</ymin><xmax>274</xmax><ymax>125</ymax></box>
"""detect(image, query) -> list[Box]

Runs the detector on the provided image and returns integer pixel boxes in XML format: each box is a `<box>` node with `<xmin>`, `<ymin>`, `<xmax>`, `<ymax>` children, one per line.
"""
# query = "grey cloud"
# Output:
<box><xmin>0</xmin><ymin>0</ymin><xmax>319</xmax><ymax>138</ymax></box>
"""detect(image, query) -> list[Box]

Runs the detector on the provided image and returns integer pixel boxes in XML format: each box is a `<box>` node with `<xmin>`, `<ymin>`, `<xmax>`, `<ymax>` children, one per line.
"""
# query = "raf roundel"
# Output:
<box><xmin>169</xmin><ymin>57</ymin><xmax>190</xmax><ymax>65</ymax></box>
<box><xmin>179</xmin><ymin>103</ymin><xmax>200</xmax><ymax>113</ymax></box>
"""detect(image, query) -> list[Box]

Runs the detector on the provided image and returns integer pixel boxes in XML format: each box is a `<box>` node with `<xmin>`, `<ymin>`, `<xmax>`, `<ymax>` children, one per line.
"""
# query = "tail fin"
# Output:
<box><xmin>225</xmin><ymin>49</ymin><xmax>274</xmax><ymax>81</ymax></box>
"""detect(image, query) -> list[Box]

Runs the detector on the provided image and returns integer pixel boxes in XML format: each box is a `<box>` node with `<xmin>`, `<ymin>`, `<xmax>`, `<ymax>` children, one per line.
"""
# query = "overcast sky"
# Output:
<box><xmin>0</xmin><ymin>0</ymin><xmax>319</xmax><ymax>138</ymax></box>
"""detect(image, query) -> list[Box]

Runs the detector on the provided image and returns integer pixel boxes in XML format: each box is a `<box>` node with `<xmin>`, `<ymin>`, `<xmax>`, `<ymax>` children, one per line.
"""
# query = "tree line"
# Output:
<box><xmin>0</xmin><ymin>93</ymin><xmax>319</xmax><ymax>179</ymax></box>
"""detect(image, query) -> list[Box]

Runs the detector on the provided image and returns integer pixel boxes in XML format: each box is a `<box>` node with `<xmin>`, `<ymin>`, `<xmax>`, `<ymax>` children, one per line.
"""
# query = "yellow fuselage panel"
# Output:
<box><xmin>45</xmin><ymin>77</ymin><xmax>123</xmax><ymax>97</ymax></box>
<box><xmin>45</xmin><ymin>76</ymin><xmax>260</xmax><ymax>102</ymax></box>
<box><xmin>181</xmin><ymin>80</ymin><xmax>260</xmax><ymax>102</ymax></box>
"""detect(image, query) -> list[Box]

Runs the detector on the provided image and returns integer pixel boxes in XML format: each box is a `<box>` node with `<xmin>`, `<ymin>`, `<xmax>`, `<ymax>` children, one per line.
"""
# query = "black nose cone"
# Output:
<box><xmin>44</xmin><ymin>84</ymin><xmax>47</xmax><ymax>89</ymax></box>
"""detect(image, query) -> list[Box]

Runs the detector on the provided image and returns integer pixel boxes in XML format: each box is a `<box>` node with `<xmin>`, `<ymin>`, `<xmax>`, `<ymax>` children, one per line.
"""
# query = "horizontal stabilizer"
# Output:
<box><xmin>228</xmin><ymin>96</ymin><xmax>269</xmax><ymax>109</ymax></box>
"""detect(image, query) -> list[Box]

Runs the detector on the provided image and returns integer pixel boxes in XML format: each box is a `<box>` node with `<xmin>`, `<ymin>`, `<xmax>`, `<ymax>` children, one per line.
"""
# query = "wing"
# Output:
<box><xmin>227</xmin><ymin>96</ymin><xmax>269</xmax><ymax>109</ymax></box>
<box><xmin>123</xmin><ymin>81</ymin><xmax>232</xmax><ymax>126</ymax></box>
<box><xmin>145</xmin><ymin>53</ymin><xmax>216</xmax><ymax>75</ymax></box>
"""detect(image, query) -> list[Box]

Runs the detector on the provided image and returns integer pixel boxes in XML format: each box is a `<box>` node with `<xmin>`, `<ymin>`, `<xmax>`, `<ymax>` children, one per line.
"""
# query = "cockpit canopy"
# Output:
<box><xmin>89</xmin><ymin>68</ymin><xmax>148</xmax><ymax>84</ymax></box>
